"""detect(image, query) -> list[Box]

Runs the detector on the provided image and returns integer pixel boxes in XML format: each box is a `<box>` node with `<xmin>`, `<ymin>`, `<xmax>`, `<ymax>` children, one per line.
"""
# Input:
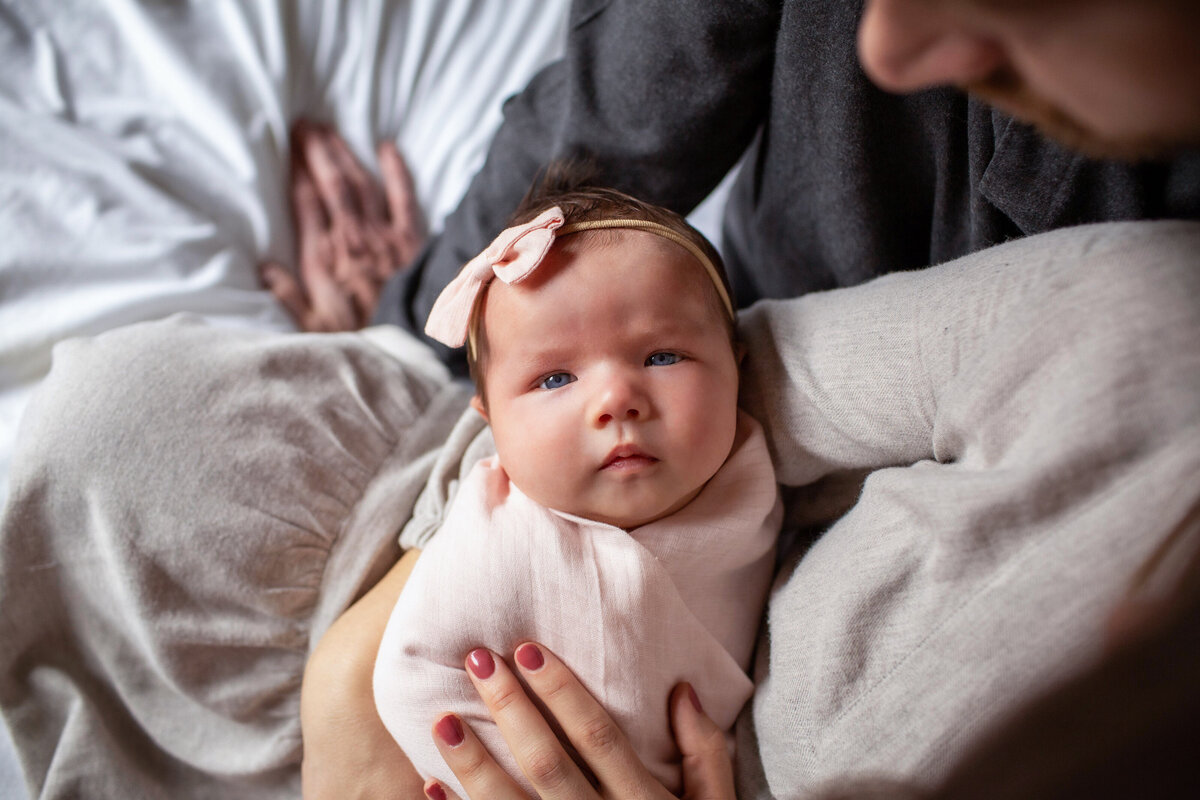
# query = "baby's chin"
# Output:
<box><xmin>565</xmin><ymin>489</ymin><xmax>704</xmax><ymax>532</ymax></box>
<box><xmin>579</xmin><ymin>504</ymin><xmax>676</xmax><ymax>532</ymax></box>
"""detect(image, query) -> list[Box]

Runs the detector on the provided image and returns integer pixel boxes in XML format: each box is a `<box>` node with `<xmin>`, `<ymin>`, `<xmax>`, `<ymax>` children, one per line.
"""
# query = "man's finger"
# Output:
<box><xmin>292</xmin><ymin>166</ymin><xmax>329</xmax><ymax>242</ymax></box>
<box><xmin>326</xmin><ymin>130</ymin><xmax>389</xmax><ymax>225</ymax></box>
<box><xmin>260</xmin><ymin>262</ymin><xmax>320</xmax><ymax>331</ymax></box>
<box><xmin>342</xmin><ymin>265</ymin><xmax>379</xmax><ymax>326</ymax></box>
<box><xmin>296</xmin><ymin>236</ymin><xmax>357</xmax><ymax>331</ymax></box>
<box><xmin>669</xmin><ymin>684</ymin><xmax>736</xmax><ymax>800</ymax></box>
<box><xmin>260</xmin><ymin>261</ymin><xmax>308</xmax><ymax>320</ymax></box>
<box><xmin>378</xmin><ymin>140</ymin><xmax>426</xmax><ymax>265</ymax></box>
<box><xmin>328</xmin><ymin>234</ymin><xmax>384</xmax><ymax>321</ymax></box>
<box><xmin>298</xmin><ymin>124</ymin><xmax>368</xmax><ymax>254</ymax></box>
<box><xmin>360</xmin><ymin>222</ymin><xmax>399</xmax><ymax>282</ymax></box>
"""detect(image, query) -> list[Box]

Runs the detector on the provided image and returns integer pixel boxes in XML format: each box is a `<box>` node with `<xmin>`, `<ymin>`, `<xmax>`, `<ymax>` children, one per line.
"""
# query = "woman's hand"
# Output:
<box><xmin>261</xmin><ymin>121</ymin><xmax>426</xmax><ymax>332</ymax></box>
<box><xmin>425</xmin><ymin>642</ymin><xmax>736</xmax><ymax>800</ymax></box>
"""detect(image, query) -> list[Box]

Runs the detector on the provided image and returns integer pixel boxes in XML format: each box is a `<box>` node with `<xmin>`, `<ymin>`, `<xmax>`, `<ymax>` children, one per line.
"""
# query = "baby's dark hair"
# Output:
<box><xmin>468</xmin><ymin>162</ymin><xmax>736</xmax><ymax>395</ymax></box>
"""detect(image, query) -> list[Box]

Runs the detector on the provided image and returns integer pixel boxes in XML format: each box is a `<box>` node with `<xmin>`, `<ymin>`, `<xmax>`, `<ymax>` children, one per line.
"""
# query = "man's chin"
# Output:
<box><xmin>964</xmin><ymin>79</ymin><xmax>1196</xmax><ymax>163</ymax></box>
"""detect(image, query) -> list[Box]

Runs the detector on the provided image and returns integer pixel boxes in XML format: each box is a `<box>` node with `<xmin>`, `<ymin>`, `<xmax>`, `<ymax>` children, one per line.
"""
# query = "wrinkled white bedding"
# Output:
<box><xmin>0</xmin><ymin>1</ymin><xmax>570</xmax><ymax>794</ymax></box>
<box><xmin>0</xmin><ymin>0</ymin><xmax>569</xmax><ymax>509</ymax></box>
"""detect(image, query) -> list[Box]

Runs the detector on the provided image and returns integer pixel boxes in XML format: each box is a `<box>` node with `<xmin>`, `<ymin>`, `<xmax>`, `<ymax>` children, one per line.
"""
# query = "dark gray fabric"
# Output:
<box><xmin>374</xmin><ymin>0</ymin><xmax>1200</xmax><ymax>376</ymax></box>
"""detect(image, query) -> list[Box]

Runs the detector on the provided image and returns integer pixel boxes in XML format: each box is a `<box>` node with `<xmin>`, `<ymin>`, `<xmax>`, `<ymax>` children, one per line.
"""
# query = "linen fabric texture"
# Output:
<box><xmin>1</xmin><ymin>221</ymin><xmax>1197</xmax><ymax>798</ymax></box>
<box><xmin>374</xmin><ymin>412</ymin><xmax>780</xmax><ymax>796</ymax></box>
<box><xmin>0</xmin><ymin>323</ymin><xmax>472</xmax><ymax>799</ymax></box>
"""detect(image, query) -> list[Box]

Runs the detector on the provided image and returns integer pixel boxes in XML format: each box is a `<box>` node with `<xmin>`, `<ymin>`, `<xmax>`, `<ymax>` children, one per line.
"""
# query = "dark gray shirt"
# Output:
<box><xmin>374</xmin><ymin>0</ymin><xmax>1200</xmax><ymax>374</ymax></box>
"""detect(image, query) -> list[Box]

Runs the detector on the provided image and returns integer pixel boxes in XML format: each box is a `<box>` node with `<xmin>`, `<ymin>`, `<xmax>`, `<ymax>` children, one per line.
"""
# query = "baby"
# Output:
<box><xmin>373</xmin><ymin>178</ymin><xmax>781</xmax><ymax>795</ymax></box>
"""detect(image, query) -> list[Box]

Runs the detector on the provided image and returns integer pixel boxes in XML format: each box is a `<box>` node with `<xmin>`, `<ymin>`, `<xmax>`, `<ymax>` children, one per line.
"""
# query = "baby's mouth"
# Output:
<box><xmin>601</xmin><ymin>445</ymin><xmax>658</xmax><ymax>472</ymax></box>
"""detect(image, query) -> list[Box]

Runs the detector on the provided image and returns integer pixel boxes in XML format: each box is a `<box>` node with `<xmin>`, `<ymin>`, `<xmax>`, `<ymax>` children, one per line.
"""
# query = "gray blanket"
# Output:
<box><xmin>2</xmin><ymin>221</ymin><xmax>1198</xmax><ymax>798</ymax></box>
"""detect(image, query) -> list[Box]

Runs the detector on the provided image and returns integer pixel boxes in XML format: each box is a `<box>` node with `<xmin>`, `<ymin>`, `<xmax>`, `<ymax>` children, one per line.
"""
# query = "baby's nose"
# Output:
<box><xmin>597</xmin><ymin>405</ymin><xmax>640</xmax><ymax>425</ymax></box>
<box><xmin>593</xmin><ymin>377</ymin><xmax>646</xmax><ymax>426</ymax></box>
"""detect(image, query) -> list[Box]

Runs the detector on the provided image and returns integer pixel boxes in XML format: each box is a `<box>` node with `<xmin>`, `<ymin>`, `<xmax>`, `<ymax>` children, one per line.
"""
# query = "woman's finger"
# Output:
<box><xmin>464</xmin><ymin>648</ymin><xmax>598</xmax><ymax>798</ymax></box>
<box><xmin>669</xmin><ymin>684</ymin><xmax>736</xmax><ymax>800</ymax></box>
<box><xmin>430</xmin><ymin>713</ymin><xmax>528</xmax><ymax>800</ymax></box>
<box><xmin>508</xmin><ymin>642</ymin><xmax>653</xmax><ymax>798</ymax></box>
<box><xmin>422</xmin><ymin>777</ymin><xmax>461</xmax><ymax>800</ymax></box>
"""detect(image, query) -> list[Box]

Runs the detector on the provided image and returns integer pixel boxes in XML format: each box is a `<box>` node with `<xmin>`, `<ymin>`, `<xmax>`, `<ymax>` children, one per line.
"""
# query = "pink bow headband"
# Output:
<box><xmin>424</xmin><ymin>206</ymin><xmax>735</xmax><ymax>356</ymax></box>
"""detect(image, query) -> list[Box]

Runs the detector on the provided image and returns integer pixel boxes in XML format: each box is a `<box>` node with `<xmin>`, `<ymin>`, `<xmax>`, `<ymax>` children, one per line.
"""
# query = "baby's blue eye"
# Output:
<box><xmin>646</xmin><ymin>352</ymin><xmax>681</xmax><ymax>367</ymax></box>
<box><xmin>539</xmin><ymin>372</ymin><xmax>576</xmax><ymax>390</ymax></box>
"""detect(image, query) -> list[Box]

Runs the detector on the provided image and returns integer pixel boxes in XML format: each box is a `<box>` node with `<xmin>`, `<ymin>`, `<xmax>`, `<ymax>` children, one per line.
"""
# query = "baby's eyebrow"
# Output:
<box><xmin>508</xmin><ymin>347</ymin><xmax>574</xmax><ymax>374</ymax></box>
<box><xmin>623</xmin><ymin>317</ymin><xmax>711</xmax><ymax>342</ymax></box>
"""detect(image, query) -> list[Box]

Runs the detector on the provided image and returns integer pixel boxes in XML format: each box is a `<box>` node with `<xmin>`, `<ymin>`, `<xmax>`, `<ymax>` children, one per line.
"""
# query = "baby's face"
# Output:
<box><xmin>472</xmin><ymin>229</ymin><xmax>740</xmax><ymax>530</ymax></box>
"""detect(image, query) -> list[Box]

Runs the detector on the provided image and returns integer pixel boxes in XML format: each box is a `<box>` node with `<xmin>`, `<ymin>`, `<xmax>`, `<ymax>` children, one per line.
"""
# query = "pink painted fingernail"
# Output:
<box><xmin>467</xmin><ymin>648</ymin><xmax>495</xmax><ymax>679</ymax></box>
<box><xmin>515</xmin><ymin>642</ymin><xmax>544</xmax><ymax>671</ymax></box>
<box><xmin>425</xmin><ymin>781</ymin><xmax>447</xmax><ymax>800</ymax></box>
<box><xmin>435</xmin><ymin>714</ymin><xmax>464</xmax><ymax>747</ymax></box>
<box><xmin>688</xmin><ymin>684</ymin><xmax>704</xmax><ymax>714</ymax></box>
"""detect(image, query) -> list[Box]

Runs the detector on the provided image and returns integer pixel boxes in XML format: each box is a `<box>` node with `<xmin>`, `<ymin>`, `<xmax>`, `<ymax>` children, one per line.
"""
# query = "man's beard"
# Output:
<box><xmin>964</xmin><ymin>66</ymin><xmax>1195</xmax><ymax>162</ymax></box>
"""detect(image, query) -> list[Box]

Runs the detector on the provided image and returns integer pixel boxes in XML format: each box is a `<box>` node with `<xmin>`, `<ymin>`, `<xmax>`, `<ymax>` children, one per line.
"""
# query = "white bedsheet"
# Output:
<box><xmin>0</xmin><ymin>1</ymin><xmax>570</xmax><ymax>795</ymax></box>
<box><xmin>0</xmin><ymin>0</ymin><xmax>569</xmax><ymax>509</ymax></box>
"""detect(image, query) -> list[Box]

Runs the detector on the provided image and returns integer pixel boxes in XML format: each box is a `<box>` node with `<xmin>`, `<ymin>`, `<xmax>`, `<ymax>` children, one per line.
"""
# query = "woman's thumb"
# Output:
<box><xmin>671</xmin><ymin>683</ymin><xmax>737</xmax><ymax>800</ymax></box>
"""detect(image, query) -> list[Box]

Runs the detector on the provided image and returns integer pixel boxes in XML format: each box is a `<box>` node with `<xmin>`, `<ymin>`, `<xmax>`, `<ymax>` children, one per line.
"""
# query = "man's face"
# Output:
<box><xmin>857</xmin><ymin>0</ymin><xmax>1200</xmax><ymax>159</ymax></box>
<box><xmin>473</xmin><ymin>230</ymin><xmax>741</xmax><ymax>531</ymax></box>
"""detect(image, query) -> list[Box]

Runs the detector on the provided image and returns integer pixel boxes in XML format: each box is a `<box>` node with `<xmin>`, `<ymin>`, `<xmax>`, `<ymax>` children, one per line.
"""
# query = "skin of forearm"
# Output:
<box><xmin>305</xmin><ymin>547</ymin><xmax>422</xmax><ymax>684</ymax></box>
<box><xmin>299</xmin><ymin>547</ymin><xmax>423</xmax><ymax>798</ymax></box>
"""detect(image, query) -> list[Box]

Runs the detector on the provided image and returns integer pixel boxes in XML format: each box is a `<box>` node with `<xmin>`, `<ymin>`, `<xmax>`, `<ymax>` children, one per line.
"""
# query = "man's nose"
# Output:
<box><xmin>592</xmin><ymin>373</ymin><xmax>647</xmax><ymax>427</ymax></box>
<box><xmin>857</xmin><ymin>0</ymin><xmax>1005</xmax><ymax>93</ymax></box>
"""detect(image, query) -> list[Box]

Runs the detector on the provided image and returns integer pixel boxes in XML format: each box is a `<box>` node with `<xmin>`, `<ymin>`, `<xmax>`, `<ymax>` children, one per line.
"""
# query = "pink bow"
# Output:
<box><xmin>425</xmin><ymin>206</ymin><xmax>565</xmax><ymax>348</ymax></box>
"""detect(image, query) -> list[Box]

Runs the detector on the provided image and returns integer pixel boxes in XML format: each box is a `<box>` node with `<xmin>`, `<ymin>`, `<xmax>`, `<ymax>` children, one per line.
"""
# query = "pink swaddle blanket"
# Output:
<box><xmin>374</xmin><ymin>411</ymin><xmax>780</xmax><ymax>794</ymax></box>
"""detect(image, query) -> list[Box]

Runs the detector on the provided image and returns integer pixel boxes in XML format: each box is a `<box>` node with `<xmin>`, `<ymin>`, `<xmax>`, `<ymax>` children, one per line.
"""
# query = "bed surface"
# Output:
<box><xmin>0</xmin><ymin>0</ymin><xmax>570</xmax><ymax>507</ymax></box>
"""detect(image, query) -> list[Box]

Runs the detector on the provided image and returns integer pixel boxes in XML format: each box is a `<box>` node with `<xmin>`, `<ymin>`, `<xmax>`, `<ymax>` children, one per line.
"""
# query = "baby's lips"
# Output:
<box><xmin>601</xmin><ymin>443</ymin><xmax>658</xmax><ymax>470</ymax></box>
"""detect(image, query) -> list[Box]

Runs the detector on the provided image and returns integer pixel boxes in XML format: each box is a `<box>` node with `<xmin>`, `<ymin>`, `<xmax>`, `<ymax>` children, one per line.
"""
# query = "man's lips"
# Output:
<box><xmin>601</xmin><ymin>444</ymin><xmax>658</xmax><ymax>471</ymax></box>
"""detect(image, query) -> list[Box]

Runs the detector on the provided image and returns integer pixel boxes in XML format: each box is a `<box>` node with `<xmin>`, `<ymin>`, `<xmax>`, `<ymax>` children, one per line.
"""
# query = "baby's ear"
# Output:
<box><xmin>470</xmin><ymin>394</ymin><xmax>489</xmax><ymax>422</ymax></box>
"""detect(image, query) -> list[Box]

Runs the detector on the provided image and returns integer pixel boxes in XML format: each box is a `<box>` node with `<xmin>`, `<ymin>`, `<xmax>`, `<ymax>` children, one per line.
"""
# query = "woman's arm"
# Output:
<box><xmin>300</xmin><ymin>547</ymin><xmax>424</xmax><ymax>799</ymax></box>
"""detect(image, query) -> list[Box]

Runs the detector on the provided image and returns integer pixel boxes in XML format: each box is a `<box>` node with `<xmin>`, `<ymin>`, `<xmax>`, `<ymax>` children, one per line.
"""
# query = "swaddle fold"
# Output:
<box><xmin>375</xmin><ymin>411</ymin><xmax>780</xmax><ymax>794</ymax></box>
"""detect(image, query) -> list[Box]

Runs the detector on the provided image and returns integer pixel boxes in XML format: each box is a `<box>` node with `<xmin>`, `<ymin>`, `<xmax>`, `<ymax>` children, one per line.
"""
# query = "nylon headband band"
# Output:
<box><xmin>467</xmin><ymin>217</ymin><xmax>735</xmax><ymax>362</ymax></box>
<box><xmin>556</xmin><ymin>218</ymin><xmax>735</xmax><ymax>319</ymax></box>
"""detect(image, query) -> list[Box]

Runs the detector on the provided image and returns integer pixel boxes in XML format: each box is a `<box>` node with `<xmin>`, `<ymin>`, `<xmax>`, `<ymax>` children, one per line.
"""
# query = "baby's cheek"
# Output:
<box><xmin>701</xmin><ymin>412</ymin><xmax>739</xmax><ymax>474</ymax></box>
<box><xmin>510</xmin><ymin>449</ymin><xmax>585</xmax><ymax>513</ymax></box>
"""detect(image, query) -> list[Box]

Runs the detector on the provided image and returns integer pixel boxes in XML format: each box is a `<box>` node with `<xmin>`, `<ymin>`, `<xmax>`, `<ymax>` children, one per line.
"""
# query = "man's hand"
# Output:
<box><xmin>261</xmin><ymin>121</ymin><xmax>426</xmax><ymax>331</ymax></box>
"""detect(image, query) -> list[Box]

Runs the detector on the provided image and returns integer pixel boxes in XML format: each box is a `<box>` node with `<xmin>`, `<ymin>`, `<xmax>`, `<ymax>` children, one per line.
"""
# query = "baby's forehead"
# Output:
<box><xmin>497</xmin><ymin>237</ymin><xmax>714</xmax><ymax>319</ymax></box>
<box><xmin>552</xmin><ymin>229</ymin><xmax>715</xmax><ymax>293</ymax></box>
<box><xmin>476</xmin><ymin>224</ymin><xmax>736</xmax><ymax>364</ymax></box>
